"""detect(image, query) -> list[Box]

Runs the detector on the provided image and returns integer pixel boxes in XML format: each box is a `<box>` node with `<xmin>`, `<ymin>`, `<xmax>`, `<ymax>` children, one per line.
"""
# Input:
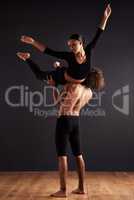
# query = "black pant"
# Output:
<box><xmin>55</xmin><ymin>116</ymin><xmax>82</xmax><ymax>156</ymax></box>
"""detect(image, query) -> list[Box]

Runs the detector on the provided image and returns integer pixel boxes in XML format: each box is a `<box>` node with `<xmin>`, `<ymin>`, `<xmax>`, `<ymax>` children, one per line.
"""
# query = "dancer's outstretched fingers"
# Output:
<box><xmin>20</xmin><ymin>35</ymin><xmax>34</xmax><ymax>44</ymax></box>
<box><xmin>104</xmin><ymin>3</ymin><xmax>112</xmax><ymax>18</ymax></box>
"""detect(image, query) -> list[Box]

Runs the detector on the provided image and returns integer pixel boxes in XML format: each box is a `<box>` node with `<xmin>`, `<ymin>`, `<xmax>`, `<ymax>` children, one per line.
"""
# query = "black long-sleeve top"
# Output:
<box><xmin>43</xmin><ymin>28</ymin><xmax>104</xmax><ymax>80</ymax></box>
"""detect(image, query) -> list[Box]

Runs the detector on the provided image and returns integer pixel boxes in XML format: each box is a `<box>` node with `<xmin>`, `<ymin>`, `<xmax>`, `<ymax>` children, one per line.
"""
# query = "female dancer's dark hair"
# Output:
<box><xmin>69</xmin><ymin>34</ymin><xmax>86</xmax><ymax>47</ymax></box>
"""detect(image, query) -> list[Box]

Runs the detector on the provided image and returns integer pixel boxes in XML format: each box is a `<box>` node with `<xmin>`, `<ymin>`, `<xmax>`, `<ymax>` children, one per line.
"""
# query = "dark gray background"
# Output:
<box><xmin>0</xmin><ymin>0</ymin><xmax>134</xmax><ymax>171</ymax></box>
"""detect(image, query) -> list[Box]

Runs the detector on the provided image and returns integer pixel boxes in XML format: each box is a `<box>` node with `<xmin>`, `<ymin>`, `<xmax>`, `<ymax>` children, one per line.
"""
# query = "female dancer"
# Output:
<box><xmin>17</xmin><ymin>52</ymin><xmax>105</xmax><ymax>90</ymax></box>
<box><xmin>20</xmin><ymin>4</ymin><xmax>111</xmax><ymax>85</ymax></box>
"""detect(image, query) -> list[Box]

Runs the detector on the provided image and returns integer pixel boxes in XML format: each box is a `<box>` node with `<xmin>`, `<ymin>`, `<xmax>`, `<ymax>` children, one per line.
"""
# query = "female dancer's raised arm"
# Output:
<box><xmin>86</xmin><ymin>4</ymin><xmax>112</xmax><ymax>50</ymax></box>
<box><xmin>99</xmin><ymin>4</ymin><xmax>112</xmax><ymax>31</ymax></box>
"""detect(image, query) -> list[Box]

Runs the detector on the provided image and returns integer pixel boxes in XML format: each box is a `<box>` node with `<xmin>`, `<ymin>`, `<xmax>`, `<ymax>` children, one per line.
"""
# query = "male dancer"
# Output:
<box><xmin>48</xmin><ymin>77</ymin><xmax>93</xmax><ymax>197</ymax></box>
<box><xmin>17</xmin><ymin>53</ymin><xmax>93</xmax><ymax>197</ymax></box>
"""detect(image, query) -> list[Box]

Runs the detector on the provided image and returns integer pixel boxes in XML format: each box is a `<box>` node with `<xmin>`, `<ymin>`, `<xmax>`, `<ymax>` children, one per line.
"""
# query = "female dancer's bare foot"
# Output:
<box><xmin>16</xmin><ymin>52</ymin><xmax>30</xmax><ymax>61</ymax></box>
<box><xmin>50</xmin><ymin>190</ymin><xmax>68</xmax><ymax>198</ymax></box>
<box><xmin>71</xmin><ymin>188</ymin><xmax>86</xmax><ymax>194</ymax></box>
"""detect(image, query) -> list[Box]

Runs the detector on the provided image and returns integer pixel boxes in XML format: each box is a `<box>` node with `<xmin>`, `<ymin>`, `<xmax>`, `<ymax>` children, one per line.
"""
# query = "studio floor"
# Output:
<box><xmin>0</xmin><ymin>171</ymin><xmax>134</xmax><ymax>200</ymax></box>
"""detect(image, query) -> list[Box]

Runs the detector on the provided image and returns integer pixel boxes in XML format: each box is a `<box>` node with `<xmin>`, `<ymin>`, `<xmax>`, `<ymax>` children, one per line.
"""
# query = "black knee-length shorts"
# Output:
<box><xmin>55</xmin><ymin>115</ymin><xmax>82</xmax><ymax>156</ymax></box>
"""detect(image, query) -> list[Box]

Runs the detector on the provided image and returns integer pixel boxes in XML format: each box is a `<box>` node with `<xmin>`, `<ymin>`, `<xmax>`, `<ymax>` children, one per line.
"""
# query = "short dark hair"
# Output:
<box><xmin>81</xmin><ymin>67</ymin><xmax>105</xmax><ymax>91</ymax></box>
<box><xmin>69</xmin><ymin>34</ymin><xmax>85</xmax><ymax>46</ymax></box>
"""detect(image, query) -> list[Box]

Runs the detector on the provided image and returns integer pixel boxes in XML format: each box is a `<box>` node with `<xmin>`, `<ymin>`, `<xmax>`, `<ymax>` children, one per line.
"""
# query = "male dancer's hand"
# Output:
<box><xmin>21</xmin><ymin>36</ymin><xmax>34</xmax><ymax>44</ymax></box>
<box><xmin>16</xmin><ymin>52</ymin><xmax>30</xmax><ymax>61</ymax></box>
<box><xmin>47</xmin><ymin>75</ymin><xmax>55</xmax><ymax>86</ymax></box>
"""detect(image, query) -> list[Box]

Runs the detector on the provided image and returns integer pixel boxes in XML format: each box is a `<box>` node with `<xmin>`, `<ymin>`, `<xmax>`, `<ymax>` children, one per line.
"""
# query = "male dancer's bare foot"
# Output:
<box><xmin>71</xmin><ymin>188</ymin><xmax>86</xmax><ymax>194</ymax></box>
<box><xmin>50</xmin><ymin>190</ymin><xmax>67</xmax><ymax>198</ymax></box>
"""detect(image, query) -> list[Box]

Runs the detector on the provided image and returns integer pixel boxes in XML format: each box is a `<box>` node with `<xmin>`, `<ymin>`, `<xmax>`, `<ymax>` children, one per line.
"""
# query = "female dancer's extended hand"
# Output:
<box><xmin>16</xmin><ymin>52</ymin><xmax>30</xmax><ymax>61</ymax></box>
<box><xmin>100</xmin><ymin>4</ymin><xmax>112</xmax><ymax>30</ymax></box>
<box><xmin>104</xmin><ymin>4</ymin><xmax>112</xmax><ymax>19</ymax></box>
<box><xmin>21</xmin><ymin>36</ymin><xmax>34</xmax><ymax>44</ymax></box>
<box><xmin>20</xmin><ymin>35</ymin><xmax>46</xmax><ymax>52</ymax></box>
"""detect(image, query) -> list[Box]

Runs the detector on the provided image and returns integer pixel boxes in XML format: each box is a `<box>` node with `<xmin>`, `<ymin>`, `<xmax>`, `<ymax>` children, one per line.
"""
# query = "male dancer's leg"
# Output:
<box><xmin>69</xmin><ymin>116</ymin><xmax>86</xmax><ymax>194</ymax></box>
<box><xmin>73</xmin><ymin>155</ymin><xmax>86</xmax><ymax>194</ymax></box>
<box><xmin>50</xmin><ymin>156</ymin><xmax>68</xmax><ymax>197</ymax></box>
<box><xmin>50</xmin><ymin>116</ymin><xmax>70</xmax><ymax>197</ymax></box>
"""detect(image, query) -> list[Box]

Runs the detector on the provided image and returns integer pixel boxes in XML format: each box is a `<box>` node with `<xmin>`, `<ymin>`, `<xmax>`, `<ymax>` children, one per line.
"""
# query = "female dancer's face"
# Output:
<box><xmin>67</xmin><ymin>39</ymin><xmax>83</xmax><ymax>54</ymax></box>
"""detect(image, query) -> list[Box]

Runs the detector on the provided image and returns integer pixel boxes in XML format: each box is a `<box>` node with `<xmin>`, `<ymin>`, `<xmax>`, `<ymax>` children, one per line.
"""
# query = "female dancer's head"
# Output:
<box><xmin>67</xmin><ymin>34</ymin><xmax>85</xmax><ymax>54</ymax></box>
